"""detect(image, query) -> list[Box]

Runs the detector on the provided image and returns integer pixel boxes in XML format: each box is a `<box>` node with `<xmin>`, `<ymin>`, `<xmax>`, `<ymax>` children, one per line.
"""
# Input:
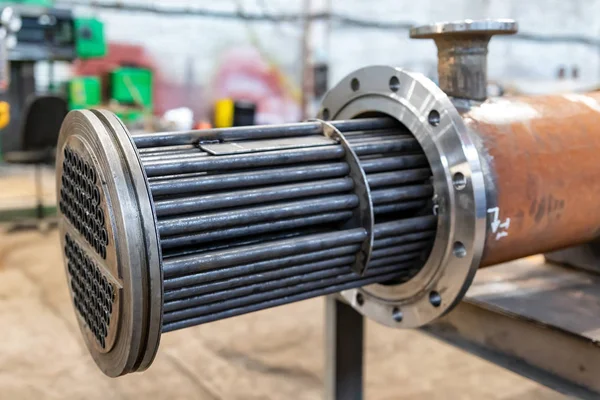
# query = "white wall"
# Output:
<box><xmin>66</xmin><ymin>0</ymin><xmax>600</xmax><ymax>102</ymax></box>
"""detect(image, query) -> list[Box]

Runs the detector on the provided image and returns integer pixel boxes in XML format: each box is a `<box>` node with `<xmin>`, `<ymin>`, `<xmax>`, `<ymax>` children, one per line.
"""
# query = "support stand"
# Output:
<box><xmin>324</xmin><ymin>296</ymin><xmax>364</xmax><ymax>400</ymax></box>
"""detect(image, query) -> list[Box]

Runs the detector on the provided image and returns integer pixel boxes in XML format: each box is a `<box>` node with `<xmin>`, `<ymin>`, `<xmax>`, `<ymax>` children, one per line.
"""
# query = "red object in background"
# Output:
<box><xmin>72</xmin><ymin>43</ymin><xmax>204</xmax><ymax>117</ymax></box>
<box><xmin>211</xmin><ymin>47</ymin><xmax>300</xmax><ymax>124</ymax></box>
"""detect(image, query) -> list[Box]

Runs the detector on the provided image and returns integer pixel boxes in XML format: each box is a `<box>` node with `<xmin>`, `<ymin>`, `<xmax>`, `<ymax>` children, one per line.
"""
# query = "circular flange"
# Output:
<box><xmin>319</xmin><ymin>66</ymin><xmax>487</xmax><ymax>328</ymax></box>
<box><xmin>410</xmin><ymin>19</ymin><xmax>517</xmax><ymax>39</ymax></box>
<box><xmin>56</xmin><ymin>109</ymin><xmax>162</xmax><ymax>377</ymax></box>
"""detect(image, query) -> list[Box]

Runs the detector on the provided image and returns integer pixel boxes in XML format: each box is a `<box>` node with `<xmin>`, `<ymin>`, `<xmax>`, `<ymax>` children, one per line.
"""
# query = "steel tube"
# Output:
<box><xmin>164</xmin><ymin>245</ymin><xmax>361</xmax><ymax>291</ymax></box>
<box><xmin>366</xmin><ymin>169</ymin><xmax>431</xmax><ymax>188</ymax></box>
<box><xmin>373</xmin><ymin>201</ymin><xmax>429</xmax><ymax>215</ymax></box>
<box><xmin>144</xmin><ymin>145</ymin><xmax>346</xmax><ymax>177</ymax></box>
<box><xmin>149</xmin><ymin>162</ymin><xmax>350</xmax><ymax>196</ymax></box>
<box><xmin>373</xmin><ymin>215</ymin><xmax>437</xmax><ymax>239</ymax></box>
<box><xmin>360</xmin><ymin>155</ymin><xmax>429</xmax><ymax>173</ymax></box>
<box><xmin>160</xmin><ymin>211</ymin><xmax>353</xmax><ymax>250</ymax></box>
<box><xmin>351</xmin><ymin>138</ymin><xmax>422</xmax><ymax>156</ymax></box>
<box><xmin>163</xmin><ymin>263</ymin><xmax>411</xmax><ymax>325</ymax></box>
<box><xmin>370</xmin><ymin>185</ymin><xmax>434</xmax><ymax>205</ymax></box>
<box><xmin>162</xmin><ymin>228</ymin><xmax>368</xmax><ymax>279</ymax></box>
<box><xmin>133</xmin><ymin>117</ymin><xmax>397</xmax><ymax>148</ymax></box>
<box><xmin>164</xmin><ymin>261</ymin><xmax>361</xmax><ymax>313</ymax></box>
<box><xmin>164</xmin><ymin>255</ymin><xmax>357</xmax><ymax>302</ymax></box>
<box><xmin>154</xmin><ymin>177</ymin><xmax>354</xmax><ymax>217</ymax></box>
<box><xmin>162</xmin><ymin>267</ymin><xmax>406</xmax><ymax>332</ymax></box>
<box><xmin>157</xmin><ymin>195</ymin><xmax>359</xmax><ymax>236</ymax></box>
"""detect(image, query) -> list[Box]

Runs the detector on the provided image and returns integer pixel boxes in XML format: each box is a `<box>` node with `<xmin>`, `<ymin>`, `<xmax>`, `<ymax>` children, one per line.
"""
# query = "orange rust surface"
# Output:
<box><xmin>463</xmin><ymin>91</ymin><xmax>600</xmax><ymax>266</ymax></box>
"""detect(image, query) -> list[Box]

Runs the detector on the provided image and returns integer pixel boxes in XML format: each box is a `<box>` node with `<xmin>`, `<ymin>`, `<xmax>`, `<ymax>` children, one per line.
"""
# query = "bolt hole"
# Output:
<box><xmin>429</xmin><ymin>291</ymin><xmax>442</xmax><ymax>307</ymax></box>
<box><xmin>453</xmin><ymin>241</ymin><xmax>467</xmax><ymax>258</ymax></box>
<box><xmin>428</xmin><ymin>109</ymin><xmax>440</xmax><ymax>126</ymax></box>
<box><xmin>389</xmin><ymin>76</ymin><xmax>400</xmax><ymax>92</ymax></box>
<box><xmin>322</xmin><ymin>108</ymin><xmax>330</xmax><ymax>120</ymax></box>
<box><xmin>351</xmin><ymin>78</ymin><xmax>360</xmax><ymax>92</ymax></box>
<box><xmin>392</xmin><ymin>307</ymin><xmax>403</xmax><ymax>322</ymax></box>
<box><xmin>453</xmin><ymin>172</ymin><xmax>467</xmax><ymax>190</ymax></box>
<box><xmin>356</xmin><ymin>292</ymin><xmax>364</xmax><ymax>306</ymax></box>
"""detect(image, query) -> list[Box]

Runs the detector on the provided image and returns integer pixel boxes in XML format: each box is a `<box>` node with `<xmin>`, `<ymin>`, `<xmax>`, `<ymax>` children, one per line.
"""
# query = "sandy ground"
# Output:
<box><xmin>0</xmin><ymin>229</ymin><xmax>567</xmax><ymax>400</ymax></box>
<box><xmin>0</xmin><ymin>165</ymin><xmax>56</xmax><ymax>211</ymax></box>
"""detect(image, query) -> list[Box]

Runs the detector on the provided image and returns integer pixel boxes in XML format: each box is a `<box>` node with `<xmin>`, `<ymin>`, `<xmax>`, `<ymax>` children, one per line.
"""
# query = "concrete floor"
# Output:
<box><xmin>0</xmin><ymin>229</ymin><xmax>566</xmax><ymax>400</ymax></box>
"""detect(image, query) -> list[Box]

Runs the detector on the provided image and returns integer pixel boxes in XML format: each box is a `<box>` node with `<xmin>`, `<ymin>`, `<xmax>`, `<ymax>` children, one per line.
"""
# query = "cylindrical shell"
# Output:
<box><xmin>463</xmin><ymin>92</ymin><xmax>600</xmax><ymax>266</ymax></box>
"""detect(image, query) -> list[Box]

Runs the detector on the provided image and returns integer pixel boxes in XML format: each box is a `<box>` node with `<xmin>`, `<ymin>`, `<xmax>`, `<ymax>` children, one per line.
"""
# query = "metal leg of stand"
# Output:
<box><xmin>325</xmin><ymin>295</ymin><xmax>364</xmax><ymax>400</ymax></box>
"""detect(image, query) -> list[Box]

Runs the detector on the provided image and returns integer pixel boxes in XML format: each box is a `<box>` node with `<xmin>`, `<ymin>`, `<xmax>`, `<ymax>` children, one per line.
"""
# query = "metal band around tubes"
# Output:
<box><xmin>311</xmin><ymin>119</ymin><xmax>375</xmax><ymax>275</ymax></box>
<box><xmin>319</xmin><ymin>66</ymin><xmax>487</xmax><ymax>328</ymax></box>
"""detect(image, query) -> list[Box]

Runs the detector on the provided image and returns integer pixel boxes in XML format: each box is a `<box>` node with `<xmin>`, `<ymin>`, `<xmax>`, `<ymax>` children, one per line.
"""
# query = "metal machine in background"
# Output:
<box><xmin>0</xmin><ymin>2</ymin><xmax>106</xmax><ymax>155</ymax></box>
<box><xmin>55</xmin><ymin>18</ymin><xmax>600</xmax><ymax>398</ymax></box>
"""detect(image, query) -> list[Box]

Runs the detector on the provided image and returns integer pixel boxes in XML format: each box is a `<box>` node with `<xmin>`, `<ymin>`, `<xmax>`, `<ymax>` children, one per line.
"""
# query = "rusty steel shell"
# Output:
<box><xmin>463</xmin><ymin>92</ymin><xmax>600</xmax><ymax>266</ymax></box>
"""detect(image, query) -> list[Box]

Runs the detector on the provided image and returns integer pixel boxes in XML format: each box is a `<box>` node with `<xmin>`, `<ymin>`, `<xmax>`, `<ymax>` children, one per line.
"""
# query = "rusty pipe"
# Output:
<box><xmin>464</xmin><ymin>92</ymin><xmax>600</xmax><ymax>266</ymax></box>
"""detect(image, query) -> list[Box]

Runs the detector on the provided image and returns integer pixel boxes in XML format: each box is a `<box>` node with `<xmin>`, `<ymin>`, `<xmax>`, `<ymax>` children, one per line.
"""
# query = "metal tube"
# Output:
<box><xmin>464</xmin><ymin>92</ymin><xmax>600</xmax><ymax>266</ymax></box>
<box><xmin>351</xmin><ymin>138</ymin><xmax>421</xmax><ymax>156</ymax></box>
<box><xmin>164</xmin><ymin>245</ymin><xmax>361</xmax><ymax>291</ymax></box>
<box><xmin>162</xmin><ymin>268</ymin><xmax>404</xmax><ymax>332</ymax></box>
<box><xmin>367</xmin><ymin>252</ymin><xmax>422</xmax><ymax>268</ymax></box>
<box><xmin>370</xmin><ymin>241</ymin><xmax>430</xmax><ymax>259</ymax></box>
<box><xmin>373</xmin><ymin>215</ymin><xmax>437</xmax><ymax>239</ymax></box>
<box><xmin>160</xmin><ymin>211</ymin><xmax>353</xmax><ymax>250</ymax></box>
<box><xmin>360</xmin><ymin>155</ymin><xmax>428</xmax><ymax>173</ymax></box>
<box><xmin>148</xmin><ymin>162</ymin><xmax>350</xmax><ymax>196</ymax></box>
<box><xmin>164</xmin><ymin>255</ymin><xmax>357</xmax><ymax>302</ymax></box>
<box><xmin>164</xmin><ymin>260</ymin><xmax>360</xmax><ymax>313</ymax></box>
<box><xmin>370</xmin><ymin>185</ymin><xmax>433</xmax><ymax>205</ymax></box>
<box><xmin>133</xmin><ymin>117</ymin><xmax>397</xmax><ymax>148</ymax></box>
<box><xmin>162</xmin><ymin>263</ymin><xmax>411</xmax><ymax>328</ymax></box>
<box><xmin>144</xmin><ymin>145</ymin><xmax>345</xmax><ymax>177</ymax></box>
<box><xmin>162</xmin><ymin>228</ymin><xmax>367</xmax><ymax>279</ymax></box>
<box><xmin>140</xmin><ymin>151</ymin><xmax>207</xmax><ymax>162</ymax></box>
<box><xmin>138</xmin><ymin>144</ymin><xmax>197</xmax><ymax>154</ymax></box>
<box><xmin>154</xmin><ymin>177</ymin><xmax>354</xmax><ymax>217</ymax></box>
<box><xmin>373</xmin><ymin>201</ymin><xmax>429</xmax><ymax>215</ymax></box>
<box><xmin>372</xmin><ymin>230</ymin><xmax>436</xmax><ymax>249</ymax></box>
<box><xmin>366</xmin><ymin>169</ymin><xmax>431</xmax><ymax>188</ymax></box>
<box><xmin>157</xmin><ymin>194</ymin><xmax>359</xmax><ymax>236</ymax></box>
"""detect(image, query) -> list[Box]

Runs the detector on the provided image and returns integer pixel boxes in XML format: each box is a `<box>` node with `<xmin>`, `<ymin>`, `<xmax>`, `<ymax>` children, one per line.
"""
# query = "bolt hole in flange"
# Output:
<box><xmin>389</xmin><ymin>76</ymin><xmax>400</xmax><ymax>92</ymax></box>
<box><xmin>356</xmin><ymin>292</ymin><xmax>364</xmax><ymax>306</ymax></box>
<box><xmin>429</xmin><ymin>291</ymin><xmax>442</xmax><ymax>307</ymax></box>
<box><xmin>392</xmin><ymin>307</ymin><xmax>403</xmax><ymax>322</ymax></box>
<box><xmin>428</xmin><ymin>109</ymin><xmax>440</xmax><ymax>126</ymax></box>
<box><xmin>452</xmin><ymin>172</ymin><xmax>467</xmax><ymax>190</ymax></box>
<box><xmin>351</xmin><ymin>78</ymin><xmax>360</xmax><ymax>92</ymax></box>
<box><xmin>453</xmin><ymin>241</ymin><xmax>467</xmax><ymax>258</ymax></box>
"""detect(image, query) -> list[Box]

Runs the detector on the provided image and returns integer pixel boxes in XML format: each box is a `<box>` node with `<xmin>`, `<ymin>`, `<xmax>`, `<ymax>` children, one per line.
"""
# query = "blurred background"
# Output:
<box><xmin>0</xmin><ymin>1</ymin><xmax>597</xmax><ymax>398</ymax></box>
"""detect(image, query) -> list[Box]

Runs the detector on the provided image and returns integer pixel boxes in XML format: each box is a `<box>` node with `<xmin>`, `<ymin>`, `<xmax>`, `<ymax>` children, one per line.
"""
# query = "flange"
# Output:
<box><xmin>319</xmin><ymin>66</ymin><xmax>487</xmax><ymax>328</ymax></box>
<box><xmin>56</xmin><ymin>109</ymin><xmax>162</xmax><ymax>376</ymax></box>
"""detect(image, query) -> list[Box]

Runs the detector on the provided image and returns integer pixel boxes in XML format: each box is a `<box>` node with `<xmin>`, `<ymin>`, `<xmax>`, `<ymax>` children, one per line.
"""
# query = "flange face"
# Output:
<box><xmin>319</xmin><ymin>66</ymin><xmax>487</xmax><ymax>328</ymax></box>
<box><xmin>410</xmin><ymin>19</ymin><xmax>518</xmax><ymax>38</ymax></box>
<box><xmin>56</xmin><ymin>110</ymin><xmax>162</xmax><ymax>376</ymax></box>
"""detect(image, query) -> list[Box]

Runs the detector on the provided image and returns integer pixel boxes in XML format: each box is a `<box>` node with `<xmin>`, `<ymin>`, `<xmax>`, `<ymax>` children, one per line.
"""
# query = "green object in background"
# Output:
<box><xmin>110</xmin><ymin>67</ymin><xmax>153</xmax><ymax>107</ymax></box>
<box><xmin>67</xmin><ymin>76</ymin><xmax>101</xmax><ymax>110</ymax></box>
<box><xmin>115</xmin><ymin>109</ymin><xmax>145</xmax><ymax>124</ymax></box>
<box><xmin>74</xmin><ymin>17</ymin><xmax>107</xmax><ymax>59</ymax></box>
